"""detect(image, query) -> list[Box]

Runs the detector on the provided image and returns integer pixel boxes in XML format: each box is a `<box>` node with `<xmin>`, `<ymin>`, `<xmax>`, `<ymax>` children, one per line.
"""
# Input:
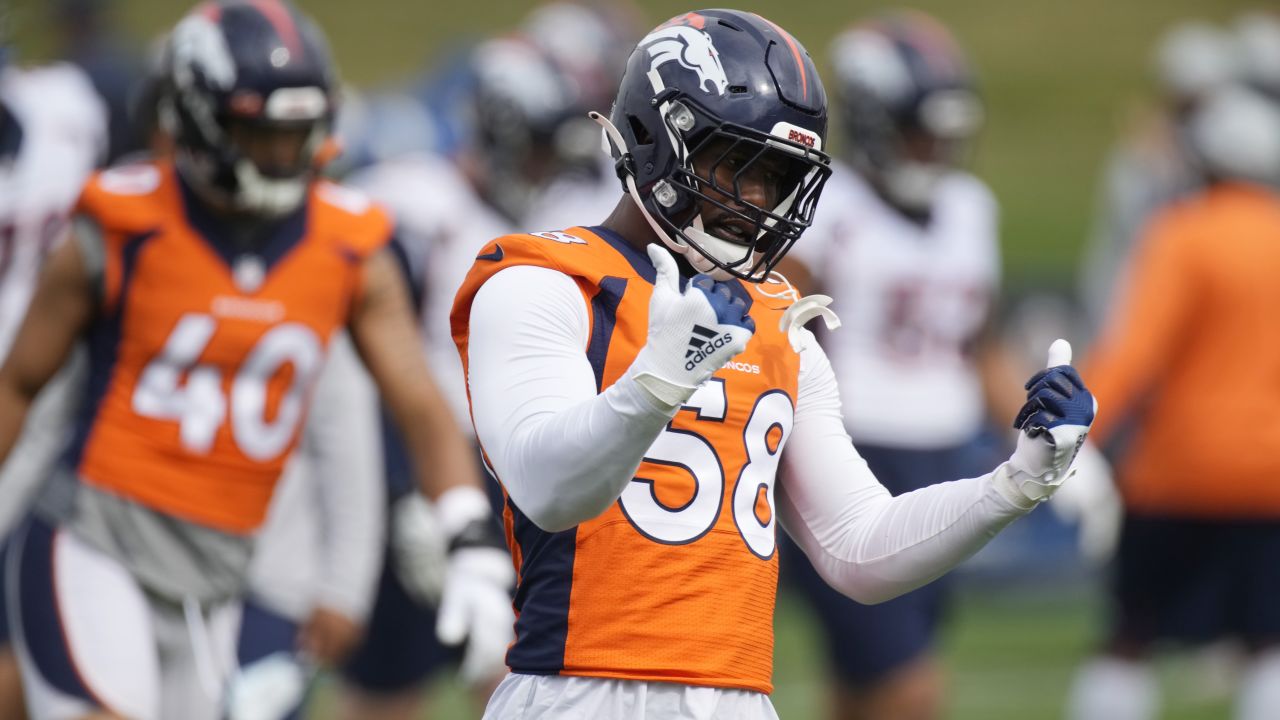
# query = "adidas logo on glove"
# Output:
<box><xmin>684</xmin><ymin>324</ymin><xmax>735</xmax><ymax>371</ymax></box>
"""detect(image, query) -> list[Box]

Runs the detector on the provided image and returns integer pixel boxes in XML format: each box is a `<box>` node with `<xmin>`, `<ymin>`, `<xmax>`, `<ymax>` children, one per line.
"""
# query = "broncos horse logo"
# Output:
<box><xmin>641</xmin><ymin>24</ymin><xmax>729</xmax><ymax>96</ymax></box>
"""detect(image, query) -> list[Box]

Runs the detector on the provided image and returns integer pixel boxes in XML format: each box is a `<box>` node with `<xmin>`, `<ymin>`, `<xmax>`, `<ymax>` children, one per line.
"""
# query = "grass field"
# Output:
<box><xmin>300</xmin><ymin>583</ymin><xmax>1236</xmax><ymax>718</ymax></box>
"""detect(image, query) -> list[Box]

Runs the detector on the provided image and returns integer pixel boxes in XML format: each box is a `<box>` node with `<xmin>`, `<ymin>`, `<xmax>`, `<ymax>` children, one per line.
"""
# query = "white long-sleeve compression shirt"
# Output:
<box><xmin>466</xmin><ymin>264</ymin><xmax>1033</xmax><ymax>603</ymax></box>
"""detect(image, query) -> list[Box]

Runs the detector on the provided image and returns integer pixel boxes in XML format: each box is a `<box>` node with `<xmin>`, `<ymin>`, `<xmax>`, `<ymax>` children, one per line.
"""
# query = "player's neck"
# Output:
<box><xmin>601</xmin><ymin>196</ymin><xmax>659</xmax><ymax>254</ymax></box>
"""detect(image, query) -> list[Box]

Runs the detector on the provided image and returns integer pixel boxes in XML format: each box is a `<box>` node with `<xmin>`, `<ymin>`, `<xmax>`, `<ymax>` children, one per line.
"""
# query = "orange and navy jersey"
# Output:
<box><xmin>1085</xmin><ymin>183</ymin><xmax>1280</xmax><ymax>517</ymax></box>
<box><xmin>451</xmin><ymin>226</ymin><xmax>802</xmax><ymax>694</ymax></box>
<box><xmin>69</xmin><ymin>162</ymin><xmax>390</xmax><ymax>534</ymax></box>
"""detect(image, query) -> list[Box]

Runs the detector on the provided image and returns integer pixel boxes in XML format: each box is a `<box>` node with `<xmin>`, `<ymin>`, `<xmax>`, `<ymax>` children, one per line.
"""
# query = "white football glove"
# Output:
<box><xmin>626</xmin><ymin>244</ymin><xmax>756</xmax><ymax>409</ymax></box>
<box><xmin>224</xmin><ymin>652</ymin><xmax>314</xmax><ymax>720</ymax></box>
<box><xmin>994</xmin><ymin>339</ymin><xmax>1099</xmax><ymax>507</ymax></box>
<box><xmin>390</xmin><ymin>491</ymin><xmax>449</xmax><ymax>606</ymax></box>
<box><xmin>432</xmin><ymin>486</ymin><xmax>515</xmax><ymax>686</ymax></box>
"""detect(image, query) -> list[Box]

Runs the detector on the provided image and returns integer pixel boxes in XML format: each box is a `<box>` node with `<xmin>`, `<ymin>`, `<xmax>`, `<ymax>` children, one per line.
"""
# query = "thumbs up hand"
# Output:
<box><xmin>994</xmin><ymin>339</ymin><xmax>1099</xmax><ymax>507</ymax></box>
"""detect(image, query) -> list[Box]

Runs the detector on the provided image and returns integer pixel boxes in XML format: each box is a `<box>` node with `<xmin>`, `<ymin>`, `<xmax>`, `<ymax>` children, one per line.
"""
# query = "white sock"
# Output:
<box><xmin>1237</xmin><ymin>649</ymin><xmax>1280</xmax><ymax>720</ymax></box>
<box><xmin>1066</xmin><ymin>656</ymin><xmax>1158</xmax><ymax>720</ymax></box>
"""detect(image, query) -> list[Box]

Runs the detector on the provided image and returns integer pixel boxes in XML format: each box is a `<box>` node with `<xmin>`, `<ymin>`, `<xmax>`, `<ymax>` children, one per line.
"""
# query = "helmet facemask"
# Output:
<box><xmin>170</xmin><ymin>84</ymin><xmax>331</xmax><ymax>218</ymax></box>
<box><xmin>163</xmin><ymin>5</ymin><xmax>336</xmax><ymax>220</ymax></box>
<box><xmin>636</xmin><ymin>94</ymin><xmax>831</xmax><ymax>281</ymax></box>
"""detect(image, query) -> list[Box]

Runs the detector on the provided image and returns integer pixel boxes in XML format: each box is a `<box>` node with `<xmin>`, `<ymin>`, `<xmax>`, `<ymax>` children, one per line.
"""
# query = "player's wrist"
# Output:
<box><xmin>989</xmin><ymin>461</ymin><xmax>1051</xmax><ymax>510</ymax></box>
<box><xmin>629</xmin><ymin>367</ymin><xmax>697</xmax><ymax>412</ymax></box>
<box><xmin>435</xmin><ymin>485</ymin><xmax>495</xmax><ymax>545</ymax></box>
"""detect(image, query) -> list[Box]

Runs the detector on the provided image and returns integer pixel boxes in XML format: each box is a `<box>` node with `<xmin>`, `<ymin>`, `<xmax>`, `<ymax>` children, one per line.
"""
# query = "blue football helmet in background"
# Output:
<box><xmin>162</xmin><ymin>0</ymin><xmax>337</xmax><ymax>216</ymax></box>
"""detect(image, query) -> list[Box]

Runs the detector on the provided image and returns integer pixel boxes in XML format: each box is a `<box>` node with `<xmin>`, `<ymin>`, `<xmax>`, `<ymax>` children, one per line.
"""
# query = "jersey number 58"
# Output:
<box><xmin>620</xmin><ymin>379</ymin><xmax>793</xmax><ymax>560</ymax></box>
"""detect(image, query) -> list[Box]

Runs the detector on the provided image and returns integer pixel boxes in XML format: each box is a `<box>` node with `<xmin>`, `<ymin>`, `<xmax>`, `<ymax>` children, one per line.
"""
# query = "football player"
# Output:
<box><xmin>0</xmin><ymin>3</ymin><xmax>509</xmax><ymax>719</ymax></box>
<box><xmin>520</xmin><ymin>0</ymin><xmax>642</xmax><ymax>232</ymax></box>
<box><xmin>0</xmin><ymin>20</ymin><xmax>106</xmax><ymax>720</ymax></box>
<box><xmin>451</xmin><ymin>9</ymin><xmax>1096</xmax><ymax>719</ymax></box>
<box><xmin>771</xmin><ymin>12</ymin><xmax>1017</xmax><ymax>719</ymax></box>
<box><xmin>1077</xmin><ymin>21</ymin><xmax>1239</xmax><ymax>332</ymax></box>
<box><xmin>336</xmin><ymin>33</ymin><xmax>618</xmax><ymax>720</ymax></box>
<box><xmin>1066</xmin><ymin>85</ymin><xmax>1280</xmax><ymax>720</ymax></box>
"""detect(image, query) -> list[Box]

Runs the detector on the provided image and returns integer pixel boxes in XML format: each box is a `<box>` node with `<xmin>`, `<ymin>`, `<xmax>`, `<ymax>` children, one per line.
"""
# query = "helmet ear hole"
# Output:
<box><xmin>627</xmin><ymin>114</ymin><xmax>653</xmax><ymax>145</ymax></box>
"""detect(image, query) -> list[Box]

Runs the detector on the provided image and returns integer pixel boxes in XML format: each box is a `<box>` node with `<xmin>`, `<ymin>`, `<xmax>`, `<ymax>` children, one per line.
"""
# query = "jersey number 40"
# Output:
<box><xmin>132</xmin><ymin>312</ymin><xmax>323</xmax><ymax>461</ymax></box>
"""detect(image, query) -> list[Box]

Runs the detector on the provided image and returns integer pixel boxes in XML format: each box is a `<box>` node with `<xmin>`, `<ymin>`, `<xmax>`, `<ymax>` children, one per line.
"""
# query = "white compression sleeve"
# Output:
<box><xmin>467</xmin><ymin>265</ymin><xmax>679</xmax><ymax>532</ymax></box>
<box><xmin>778</xmin><ymin>333</ymin><xmax>1033</xmax><ymax>604</ymax></box>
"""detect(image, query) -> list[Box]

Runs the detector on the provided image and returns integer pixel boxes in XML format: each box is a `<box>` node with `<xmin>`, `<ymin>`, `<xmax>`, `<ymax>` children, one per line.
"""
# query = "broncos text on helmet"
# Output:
<box><xmin>160</xmin><ymin>0</ymin><xmax>337</xmax><ymax>217</ymax></box>
<box><xmin>596</xmin><ymin>9</ymin><xmax>832</xmax><ymax>282</ymax></box>
<box><xmin>830</xmin><ymin>10</ymin><xmax>984</xmax><ymax>216</ymax></box>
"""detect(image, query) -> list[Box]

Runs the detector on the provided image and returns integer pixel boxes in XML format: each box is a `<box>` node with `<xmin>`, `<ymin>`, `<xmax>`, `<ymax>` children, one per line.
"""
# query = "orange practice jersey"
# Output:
<box><xmin>1086</xmin><ymin>183</ymin><xmax>1280</xmax><ymax>517</ymax></box>
<box><xmin>452</xmin><ymin>226</ymin><xmax>802</xmax><ymax>694</ymax></box>
<box><xmin>70</xmin><ymin>162</ymin><xmax>390</xmax><ymax>534</ymax></box>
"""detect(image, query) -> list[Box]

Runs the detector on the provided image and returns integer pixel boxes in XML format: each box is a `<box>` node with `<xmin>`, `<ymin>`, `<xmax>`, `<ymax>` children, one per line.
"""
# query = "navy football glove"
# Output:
<box><xmin>994</xmin><ymin>339</ymin><xmax>1098</xmax><ymax>506</ymax></box>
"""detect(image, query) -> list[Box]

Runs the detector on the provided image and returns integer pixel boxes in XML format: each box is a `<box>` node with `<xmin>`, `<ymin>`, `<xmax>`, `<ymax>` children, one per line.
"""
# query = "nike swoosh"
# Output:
<box><xmin>476</xmin><ymin>244</ymin><xmax>504</xmax><ymax>262</ymax></box>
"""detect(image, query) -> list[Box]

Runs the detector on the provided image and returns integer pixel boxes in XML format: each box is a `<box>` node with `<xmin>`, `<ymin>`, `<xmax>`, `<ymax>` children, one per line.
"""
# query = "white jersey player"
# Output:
<box><xmin>352</xmin><ymin>151</ymin><xmax>512</xmax><ymax>428</ymax></box>
<box><xmin>0</xmin><ymin>57</ymin><xmax>105</xmax><ymax>720</ymax></box>
<box><xmin>0</xmin><ymin>63</ymin><xmax>105</xmax><ymax>358</ymax></box>
<box><xmin>0</xmin><ymin>59</ymin><xmax>106</xmax><ymax>544</ymax></box>
<box><xmin>791</xmin><ymin>162</ymin><xmax>998</xmax><ymax>448</ymax></box>
<box><xmin>328</xmin><ymin>36</ymin><xmax>615</xmax><ymax>718</ymax></box>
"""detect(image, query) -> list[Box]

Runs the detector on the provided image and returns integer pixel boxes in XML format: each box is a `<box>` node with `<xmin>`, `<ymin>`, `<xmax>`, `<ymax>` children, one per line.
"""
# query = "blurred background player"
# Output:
<box><xmin>0</xmin><ymin>2</ymin><xmax>510</xmax><ymax>718</ymax></box>
<box><xmin>1066</xmin><ymin>84</ymin><xmax>1280</xmax><ymax>720</ymax></box>
<box><xmin>453</xmin><ymin>9</ymin><xmax>1096</xmax><ymax>718</ymax></box>
<box><xmin>89</xmin><ymin>29</ymin><xmax>394</xmax><ymax>720</ymax></box>
<box><xmin>336</xmin><ymin>9</ymin><xmax>628</xmax><ymax>716</ymax></box>
<box><xmin>0</xmin><ymin>4</ymin><xmax>106</xmax><ymax>716</ymax></box>
<box><xmin>1076</xmin><ymin>20</ymin><xmax>1239</xmax><ymax>332</ymax></box>
<box><xmin>519</xmin><ymin>0</ymin><xmax>642</xmax><ymax>230</ymax></box>
<box><xmin>774</xmin><ymin>12</ymin><xmax>1021</xmax><ymax>719</ymax></box>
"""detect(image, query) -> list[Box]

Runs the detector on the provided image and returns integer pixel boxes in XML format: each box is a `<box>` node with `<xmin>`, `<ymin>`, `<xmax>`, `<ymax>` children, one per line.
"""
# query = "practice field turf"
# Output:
<box><xmin>301</xmin><ymin>584</ymin><xmax>1234</xmax><ymax>719</ymax></box>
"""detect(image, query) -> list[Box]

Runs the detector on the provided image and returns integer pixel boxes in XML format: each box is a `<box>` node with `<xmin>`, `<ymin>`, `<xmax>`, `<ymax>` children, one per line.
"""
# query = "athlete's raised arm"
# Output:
<box><xmin>779</xmin><ymin>338</ymin><xmax>1096</xmax><ymax>604</ymax></box>
<box><xmin>467</xmin><ymin>243</ymin><xmax>754</xmax><ymax>533</ymax></box>
<box><xmin>0</xmin><ymin>228</ymin><xmax>95</xmax><ymax>463</ymax></box>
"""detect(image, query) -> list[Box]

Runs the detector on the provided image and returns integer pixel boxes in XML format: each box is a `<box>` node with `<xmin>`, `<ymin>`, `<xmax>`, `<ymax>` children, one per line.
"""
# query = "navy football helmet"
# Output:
<box><xmin>598</xmin><ymin>10</ymin><xmax>832</xmax><ymax>281</ymax></box>
<box><xmin>161</xmin><ymin>0</ymin><xmax>336</xmax><ymax>216</ymax></box>
<box><xmin>469</xmin><ymin>36</ymin><xmax>591</xmax><ymax>221</ymax></box>
<box><xmin>830</xmin><ymin>11</ymin><xmax>983</xmax><ymax>214</ymax></box>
